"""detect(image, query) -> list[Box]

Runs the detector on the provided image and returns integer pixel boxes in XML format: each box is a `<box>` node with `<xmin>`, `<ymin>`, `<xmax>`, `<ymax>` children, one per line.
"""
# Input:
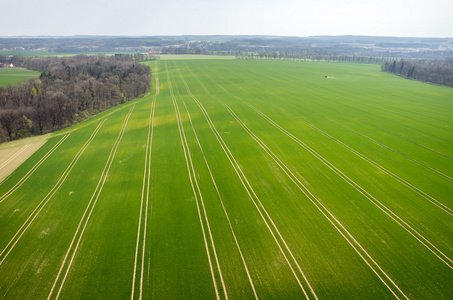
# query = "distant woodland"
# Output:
<box><xmin>381</xmin><ymin>59</ymin><xmax>453</xmax><ymax>87</ymax></box>
<box><xmin>0</xmin><ymin>54</ymin><xmax>151</xmax><ymax>142</ymax></box>
<box><xmin>1</xmin><ymin>35</ymin><xmax>452</xmax><ymax>60</ymax></box>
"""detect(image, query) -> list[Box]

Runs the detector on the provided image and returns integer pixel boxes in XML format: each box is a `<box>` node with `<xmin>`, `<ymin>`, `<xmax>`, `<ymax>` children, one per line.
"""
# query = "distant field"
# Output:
<box><xmin>159</xmin><ymin>54</ymin><xmax>235</xmax><ymax>60</ymax></box>
<box><xmin>0</xmin><ymin>68</ymin><xmax>41</xmax><ymax>86</ymax></box>
<box><xmin>0</xmin><ymin>59</ymin><xmax>452</xmax><ymax>299</ymax></box>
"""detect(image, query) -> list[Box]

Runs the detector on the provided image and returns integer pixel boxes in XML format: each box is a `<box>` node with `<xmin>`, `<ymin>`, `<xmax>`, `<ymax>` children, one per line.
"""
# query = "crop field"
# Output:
<box><xmin>0</xmin><ymin>58</ymin><xmax>452</xmax><ymax>299</ymax></box>
<box><xmin>0</xmin><ymin>68</ymin><xmax>41</xmax><ymax>87</ymax></box>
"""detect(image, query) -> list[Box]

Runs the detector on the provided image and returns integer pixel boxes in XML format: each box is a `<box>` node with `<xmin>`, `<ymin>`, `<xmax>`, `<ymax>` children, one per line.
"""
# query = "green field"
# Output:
<box><xmin>0</xmin><ymin>58</ymin><xmax>452</xmax><ymax>299</ymax></box>
<box><xmin>0</xmin><ymin>68</ymin><xmax>41</xmax><ymax>86</ymax></box>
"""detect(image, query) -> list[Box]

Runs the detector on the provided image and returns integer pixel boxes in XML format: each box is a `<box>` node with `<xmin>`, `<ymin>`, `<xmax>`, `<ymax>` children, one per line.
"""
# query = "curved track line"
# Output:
<box><xmin>0</xmin><ymin>121</ymin><xmax>105</xmax><ymax>265</ymax></box>
<box><xmin>0</xmin><ymin>135</ymin><xmax>70</xmax><ymax>203</ymax></box>
<box><xmin>48</xmin><ymin>106</ymin><xmax>135</xmax><ymax>300</ymax></box>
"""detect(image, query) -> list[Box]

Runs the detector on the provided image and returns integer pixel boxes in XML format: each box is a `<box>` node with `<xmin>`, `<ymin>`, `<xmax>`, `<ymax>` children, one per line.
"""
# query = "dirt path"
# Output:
<box><xmin>0</xmin><ymin>135</ymin><xmax>50</xmax><ymax>183</ymax></box>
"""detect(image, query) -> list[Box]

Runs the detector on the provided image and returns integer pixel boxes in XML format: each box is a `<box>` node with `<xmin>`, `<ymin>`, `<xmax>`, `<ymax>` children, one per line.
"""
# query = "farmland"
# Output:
<box><xmin>0</xmin><ymin>68</ymin><xmax>41</xmax><ymax>86</ymax></box>
<box><xmin>0</xmin><ymin>58</ymin><xmax>452</xmax><ymax>299</ymax></box>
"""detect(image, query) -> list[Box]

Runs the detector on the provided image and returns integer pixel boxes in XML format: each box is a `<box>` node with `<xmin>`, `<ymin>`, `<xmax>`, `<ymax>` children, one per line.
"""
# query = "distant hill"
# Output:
<box><xmin>1</xmin><ymin>35</ymin><xmax>452</xmax><ymax>59</ymax></box>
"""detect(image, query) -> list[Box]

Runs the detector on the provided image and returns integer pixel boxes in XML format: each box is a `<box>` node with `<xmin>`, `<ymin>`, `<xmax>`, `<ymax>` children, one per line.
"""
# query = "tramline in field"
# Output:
<box><xmin>0</xmin><ymin>58</ymin><xmax>452</xmax><ymax>299</ymax></box>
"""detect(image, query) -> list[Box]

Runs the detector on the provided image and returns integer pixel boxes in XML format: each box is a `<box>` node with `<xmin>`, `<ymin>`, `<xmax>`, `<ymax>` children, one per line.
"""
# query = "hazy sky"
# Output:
<box><xmin>1</xmin><ymin>0</ymin><xmax>452</xmax><ymax>37</ymax></box>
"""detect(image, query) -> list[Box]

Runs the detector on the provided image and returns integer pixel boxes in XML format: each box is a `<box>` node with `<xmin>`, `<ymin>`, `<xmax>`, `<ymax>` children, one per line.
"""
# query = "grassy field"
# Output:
<box><xmin>0</xmin><ymin>58</ymin><xmax>452</xmax><ymax>299</ymax></box>
<box><xmin>0</xmin><ymin>68</ymin><xmax>41</xmax><ymax>86</ymax></box>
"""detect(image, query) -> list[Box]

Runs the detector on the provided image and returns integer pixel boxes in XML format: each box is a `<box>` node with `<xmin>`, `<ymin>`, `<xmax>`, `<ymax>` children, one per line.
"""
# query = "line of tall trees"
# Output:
<box><xmin>236</xmin><ymin>52</ymin><xmax>397</xmax><ymax>65</ymax></box>
<box><xmin>162</xmin><ymin>46</ymin><xmax>210</xmax><ymax>55</ymax></box>
<box><xmin>0</xmin><ymin>55</ymin><xmax>151</xmax><ymax>142</ymax></box>
<box><xmin>381</xmin><ymin>58</ymin><xmax>453</xmax><ymax>87</ymax></box>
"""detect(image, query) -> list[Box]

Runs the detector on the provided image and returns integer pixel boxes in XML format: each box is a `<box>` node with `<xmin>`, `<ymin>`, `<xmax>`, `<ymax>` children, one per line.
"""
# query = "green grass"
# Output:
<box><xmin>0</xmin><ymin>59</ymin><xmax>451</xmax><ymax>299</ymax></box>
<box><xmin>0</xmin><ymin>68</ymin><xmax>41</xmax><ymax>86</ymax></box>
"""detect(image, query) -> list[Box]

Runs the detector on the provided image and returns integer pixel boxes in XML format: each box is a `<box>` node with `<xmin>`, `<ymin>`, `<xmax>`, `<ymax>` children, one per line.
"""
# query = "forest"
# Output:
<box><xmin>381</xmin><ymin>58</ymin><xmax>453</xmax><ymax>87</ymax></box>
<box><xmin>0</xmin><ymin>54</ymin><xmax>151</xmax><ymax>142</ymax></box>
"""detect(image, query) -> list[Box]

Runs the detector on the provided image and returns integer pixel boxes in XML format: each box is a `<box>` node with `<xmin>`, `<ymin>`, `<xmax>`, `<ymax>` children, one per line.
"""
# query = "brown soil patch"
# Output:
<box><xmin>0</xmin><ymin>135</ymin><xmax>50</xmax><ymax>182</ymax></box>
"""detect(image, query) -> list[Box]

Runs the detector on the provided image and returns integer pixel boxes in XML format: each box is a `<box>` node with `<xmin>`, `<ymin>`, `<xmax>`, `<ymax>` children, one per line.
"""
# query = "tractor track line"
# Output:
<box><xmin>167</xmin><ymin>64</ymin><xmax>226</xmax><ymax>300</ymax></box>
<box><xmin>174</xmin><ymin>65</ymin><xmax>258</xmax><ymax>299</ymax></box>
<box><xmin>48</xmin><ymin>106</ymin><xmax>134</xmax><ymax>300</ymax></box>
<box><xmin>0</xmin><ymin>121</ymin><xmax>105</xmax><ymax>265</ymax></box>
<box><xmin>269</xmin><ymin>97</ymin><xmax>453</xmax><ymax>215</ymax></box>
<box><xmin>131</xmin><ymin>73</ymin><xmax>159</xmax><ymax>300</ymax></box>
<box><xmin>247</xmin><ymin>66</ymin><xmax>453</xmax><ymax>158</ymax></box>
<box><xmin>226</xmin><ymin>66</ymin><xmax>452</xmax><ymax>181</ymax></box>
<box><xmin>206</xmin><ymin>74</ymin><xmax>453</xmax><ymax>270</ymax></box>
<box><xmin>208</xmin><ymin>80</ymin><xmax>408</xmax><ymax>299</ymax></box>
<box><xmin>264</xmin><ymin>90</ymin><xmax>453</xmax><ymax>183</ymax></box>
<box><xmin>234</xmin><ymin>85</ymin><xmax>452</xmax><ymax>215</ymax></box>
<box><xmin>188</xmin><ymin>65</ymin><xmax>410</xmax><ymax>299</ymax></box>
<box><xmin>175</xmin><ymin>63</ymin><xmax>316</xmax><ymax>300</ymax></box>
<box><xmin>250</xmin><ymin>103</ymin><xmax>453</xmax><ymax>269</ymax></box>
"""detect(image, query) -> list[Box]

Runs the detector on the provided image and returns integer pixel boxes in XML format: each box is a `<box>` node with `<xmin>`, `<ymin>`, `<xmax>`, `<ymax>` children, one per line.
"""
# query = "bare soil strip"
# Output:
<box><xmin>176</xmin><ymin>63</ymin><xmax>316</xmax><ymax>299</ymax></box>
<box><xmin>175</xmin><ymin>68</ymin><xmax>258</xmax><ymax>299</ymax></box>
<box><xmin>0</xmin><ymin>143</ymin><xmax>31</xmax><ymax>170</ymax></box>
<box><xmin>132</xmin><ymin>71</ymin><xmax>159</xmax><ymax>300</ymax></box>
<box><xmin>0</xmin><ymin>121</ymin><xmax>105</xmax><ymax>266</ymax></box>
<box><xmin>0</xmin><ymin>134</ymin><xmax>69</xmax><ymax>204</ymax></box>
<box><xmin>48</xmin><ymin>106</ymin><xmax>135</xmax><ymax>300</ymax></box>
<box><xmin>167</xmin><ymin>64</ymin><xmax>225</xmax><ymax>300</ymax></box>
<box><xmin>0</xmin><ymin>137</ymin><xmax>49</xmax><ymax>183</ymax></box>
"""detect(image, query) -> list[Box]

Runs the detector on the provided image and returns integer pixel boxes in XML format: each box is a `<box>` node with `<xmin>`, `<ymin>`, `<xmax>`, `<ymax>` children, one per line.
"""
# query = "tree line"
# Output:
<box><xmin>0</xmin><ymin>55</ymin><xmax>151</xmax><ymax>142</ymax></box>
<box><xmin>381</xmin><ymin>58</ymin><xmax>453</xmax><ymax>87</ymax></box>
<box><xmin>235</xmin><ymin>52</ymin><xmax>397</xmax><ymax>65</ymax></box>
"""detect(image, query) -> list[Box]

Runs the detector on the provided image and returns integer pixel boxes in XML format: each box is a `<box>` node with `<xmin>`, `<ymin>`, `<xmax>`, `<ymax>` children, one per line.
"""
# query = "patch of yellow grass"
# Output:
<box><xmin>0</xmin><ymin>135</ymin><xmax>50</xmax><ymax>182</ymax></box>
